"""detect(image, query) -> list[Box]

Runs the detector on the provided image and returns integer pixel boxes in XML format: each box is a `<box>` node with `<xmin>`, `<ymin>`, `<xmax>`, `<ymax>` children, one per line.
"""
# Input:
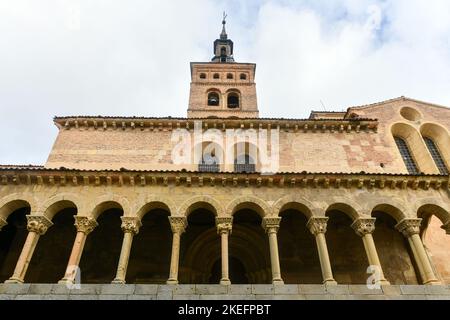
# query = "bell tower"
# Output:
<box><xmin>187</xmin><ymin>14</ymin><xmax>259</xmax><ymax>119</ymax></box>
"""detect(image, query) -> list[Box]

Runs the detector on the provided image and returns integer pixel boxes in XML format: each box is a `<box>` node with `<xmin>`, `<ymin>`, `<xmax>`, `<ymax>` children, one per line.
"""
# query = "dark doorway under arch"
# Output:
<box><xmin>0</xmin><ymin>208</ymin><xmax>29</xmax><ymax>282</ymax></box>
<box><xmin>26</xmin><ymin>208</ymin><xmax>76</xmax><ymax>283</ymax></box>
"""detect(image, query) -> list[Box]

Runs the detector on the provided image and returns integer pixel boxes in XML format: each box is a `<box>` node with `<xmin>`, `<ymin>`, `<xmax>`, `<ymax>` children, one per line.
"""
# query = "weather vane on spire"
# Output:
<box><xmin>220</xmin><ymin>11</ymin><xmax>228</xmax><ymax>40</ymax></box>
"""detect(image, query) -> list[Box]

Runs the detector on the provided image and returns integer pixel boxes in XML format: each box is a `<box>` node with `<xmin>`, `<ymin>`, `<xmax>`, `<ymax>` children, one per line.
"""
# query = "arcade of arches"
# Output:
<box><xmin>1</xmin><ymin>194</ymin><xmax>449</xmax><ymax>286</ymax></box>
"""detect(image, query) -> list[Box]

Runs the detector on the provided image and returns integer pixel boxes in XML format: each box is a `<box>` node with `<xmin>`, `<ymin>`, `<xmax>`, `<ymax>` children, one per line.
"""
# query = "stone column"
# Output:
<box><xmin>112</xmin><ymin>217</ymin><xmax>142</xmax><ymax>284</ymax></box>
<box><xmin>396</xmin><ymin>218</ymin><xmax>441</xmax><ymax>285</ymax></box>
<box><xmin>306</xmin><ymin>217</ymin><xmax>337</xmax><ymax>285</ymax></box>
<box><xmin>262</xmin><ymin>217</ymin><xmax>284</xmax><ymax>285</ymax></box>
<box><xmin>351</xmin><ymin>218</ymin><xmax>390</xmax><ymax>285</ymax></box>
<box><xmin>167</xmin><ymin>217</ymin><xmax>187</xmax><ymax>285</ymax></box>
<box><xmin>216</xmin><ymin>217</ymin><xmax>233</xmax><ymax>285</ymax></box>
<box><xmin>5</xmin><ymin>215</ymin><xmax>53</xmax><ymax>283</ymax></box>
<box><xmin>58</xmin><ymin>216</ymin><xmax>98</xmax><ymax>284</ymax></box>
<box><xmin>0</xmin><ymin>217</ymin><xmax>7</xmax><ymax>231</ymax></box>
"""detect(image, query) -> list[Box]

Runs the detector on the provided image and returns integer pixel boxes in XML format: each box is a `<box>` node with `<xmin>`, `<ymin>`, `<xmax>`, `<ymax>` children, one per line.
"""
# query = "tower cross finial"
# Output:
<box><xmin>220</xmin><ymin>12</ymin><xmax>228</xmax><ymax>40</ymax></box>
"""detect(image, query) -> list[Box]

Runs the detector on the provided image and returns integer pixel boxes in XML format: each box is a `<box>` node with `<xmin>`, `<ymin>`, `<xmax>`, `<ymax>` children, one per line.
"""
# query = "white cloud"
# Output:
<box><xmin>0</xmin><ymin>0</ymin><xmax>450</xmax><ymax>164</ymax></box>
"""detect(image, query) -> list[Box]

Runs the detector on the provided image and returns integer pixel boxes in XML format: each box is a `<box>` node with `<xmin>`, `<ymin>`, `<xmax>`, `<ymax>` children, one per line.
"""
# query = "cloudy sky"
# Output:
<box><xmin>1</xmin><ymin>0</ymin><xmax>450</xmax><ymax>165</ymax></box>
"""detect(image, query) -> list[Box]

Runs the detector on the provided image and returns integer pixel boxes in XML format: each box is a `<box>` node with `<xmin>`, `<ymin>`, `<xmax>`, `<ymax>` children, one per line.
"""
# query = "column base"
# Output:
<box><xmin>166</xmin><ymin>279</ymin><xmax>179</xmax><ymax>285</ymax></box>
<box><xmin>58</xmin><ymin>278</ymin><xmax>74</xmax><ymax>285</ymax></box>
<box><xmin>376</xmin><ymin>279</ymin><xmax>390</xmax><ymax>286</ymax></box>
<box><xmin>220</xmin><ymin>279</ymin><xmax>231</xmax><ymax>285</ymax></box>
<box><xmin>112</xmin><ymin>279</ymin><xmax>126</xmax><ymax>284</ymax></box>
<box><xmin>323</xmin><ymin>279</ymin><xmax>338</xmax><ymax>286</ymax></box>
<box><xmin>4</xmin><ymin>277</ymin><xmax>24</xmax><ymax>284</ymax></box>
<box><xmin>424</xmin><ymin>279</ymin><xmax>442</xmax><ymax>285</ymax></box>
<box><xmin>272</xmin><ymin>279</ymin><xmax>284</xmax><ymax>285</ymax></box>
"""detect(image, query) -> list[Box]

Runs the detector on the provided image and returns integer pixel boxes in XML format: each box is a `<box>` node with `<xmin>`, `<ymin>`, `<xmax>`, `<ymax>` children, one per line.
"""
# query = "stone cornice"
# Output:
<box><xmin>0</xmin><ymin>169</ymin><xmax>448</xmax><ymax>191</ymax></box>
<box><xmin>53</xmin><ymin>117</ymin><xmax>378</xmax><ymax>134</ymax></box>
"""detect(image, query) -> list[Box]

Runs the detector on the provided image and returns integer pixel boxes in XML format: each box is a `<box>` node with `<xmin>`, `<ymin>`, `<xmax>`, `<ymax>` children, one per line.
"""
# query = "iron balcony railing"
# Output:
<box><xmin>234</xmin><ymin>163</ymin><xmax>256</xmax><ymax>173</ymax></box>
<box><xmin>198</xmin><ymin>163</ymin><xmax>220</xmax><ymax>173</ymax></box>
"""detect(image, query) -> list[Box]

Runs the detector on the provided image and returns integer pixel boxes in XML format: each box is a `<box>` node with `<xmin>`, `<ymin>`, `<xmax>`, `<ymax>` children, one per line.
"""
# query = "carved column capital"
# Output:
<box><xmin>351</xmin><ymin>218</ymin><xmax>376</xmax><ymax>237</ymax></box>
<box><xmin>74</xmin><ymin>216</ymin><xmax>98</xmax><ymax>235</ymax></box>
<box><xmin>441</xmin><ymin>221</ymin><xmax>450</xmax><ymax>235</ymax></box>
<box><xmin>216</xmin><ymin>217</ymin><xmax>233</xmax><ymax>234</ymax></box>
<box><xmin>395</xmin><ymin>218</ymin><xmax>422</xmax><ymax>237</ymax></box>
<box><xmin>0</xmin><ymin>217</ymin><xmax>7</xmax><ymax>231</ymax></box>
<box><xmin>306</xmin><ymin>217</ymin><xmax>329</xmax><ymax>235</ymax></box>
<box><xmin>169</xmin><ymin>216</ymin><xmax>187</xmax><ymax>234</ymax></box>
<box><xmin>26</xmin><ymin>215</ymin><xmax>53</xmax><ymax>235</ymax></box>
<box><xmin>121</xmin><ymin>217</ymin><xmax>142</xmax><ymax>235</ymax></box>
<box><xmin>262</xmin><ymin>217</ymin><xmax>282</xmax><ymax>234</ymax></box>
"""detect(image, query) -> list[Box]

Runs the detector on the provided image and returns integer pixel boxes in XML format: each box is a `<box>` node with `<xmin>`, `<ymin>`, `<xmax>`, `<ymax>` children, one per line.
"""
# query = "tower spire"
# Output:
<box><xmin>220</xmin><ymin>12</ymin><xmax>228</xmax><ymax>40</ymax></box>
<box><xmin>212</xmin><ymin>12</ymin><xmax>234</xmax><ymax>63</ymax></box>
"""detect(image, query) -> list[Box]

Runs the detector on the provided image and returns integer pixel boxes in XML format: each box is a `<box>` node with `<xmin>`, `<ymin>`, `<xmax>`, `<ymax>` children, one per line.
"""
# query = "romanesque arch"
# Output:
<box><xmin>420</xmin><ymin>123</ymin><xmax>450</xmax><ymax>172</ymax></box>
<box><xmin>79</xmin><ymin>201</ymin><xmax>124</xmax><ymax>283</ymax></box>
<box><xmin>325</xmin><ymin>205</ymin><xmax>368</xmax><ymax>284</ymax></box>
<box><xmin>227</xmin><ymin>196</ymin><xmax>271</xmax><ymax>217</ymax></box>
<box><xmin>26</xmin><ymin>200</ymin><xmax>78</xmax><ymax>283</ymax></box>
<box><xmin>278</xmin><ymin>201</ymin><xmax>322</xmax><ymax>284</ymax></box>
<box><xmin>179</xmin><ymin>196</ymin><xmax>224</xmax><ymax>217</ymax></box>
<box><xmin>371</xmin><ymin>203</ymin><xmax>420</xmax><ymax>285</ymax></box>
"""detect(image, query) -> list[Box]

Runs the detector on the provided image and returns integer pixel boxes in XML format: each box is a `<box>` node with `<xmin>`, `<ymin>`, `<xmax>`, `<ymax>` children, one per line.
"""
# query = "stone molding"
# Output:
<box><xmin>395</xmin><ymin>219</ymin><xmax>423</xmax><ymax>237</ymax></box>
<box><xmin>351</xmin><ymin>218</ymin><xmax>376</xmax><ymax>237</ymax></box>
<box><xmin>306</xmin><ymin>217</ymin><xmax>329</xmax><ymax>235</ymax></box>
<box><xmin>26</xmin><ymin>215</ymin><xmax>53</xmax><ymax>235</ymax></box>
<box><xmin>74</xmin><ymin>216</ymin><xmax>98</xmax><ymax>235</ymax></box>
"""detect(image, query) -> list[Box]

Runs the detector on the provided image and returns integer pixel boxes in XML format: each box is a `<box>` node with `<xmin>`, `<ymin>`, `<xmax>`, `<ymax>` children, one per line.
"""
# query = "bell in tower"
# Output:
<box><xmin>187</xmin><ymin>14</ymin><xmax>259</xmax><ymax>119</ymax></box>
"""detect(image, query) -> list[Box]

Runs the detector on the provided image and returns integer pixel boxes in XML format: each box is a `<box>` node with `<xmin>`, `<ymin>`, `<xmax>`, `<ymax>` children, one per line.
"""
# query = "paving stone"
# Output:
<box><xmin>229</xmin><ymin>285</ymin><xmax>252</xmax><ymax>295</ymax></box>
<box><xmin>174</xmin><ymin>285</ymin><xmax>196</xmax><ymax>295</ymax></box>
<box><xmin>100</xmin><ymin>284</ymin><xmax>135</xmax><ymax>295</ymax></box>
<box><xmin>252</xmin><ymin>285</ymin><xmax>274</xmax><ymax>295</ymax></box>
<box><xmin>98</xmin><ymin>294</ymin><xmax>128</xmax><ymax>300</ymax></box>
<box><xmin>28</xmin><ymin>284</ymin><xmax>54</xmax><ymax>295</ymax></box>
<box><xmin>51</xmin><ymin>285</ymin><xmax>72</xmax><ymax>295</ymax></box>
<box><xmin>68</xmin><ymin>295</ymin><xmax>99</xmax><ymax>300</ymax></box>
<box><xmin>266</xmin><ymin>294</ymin><xmax>304</xmax><ymax>300</ymax></box>
<box><xmin>199</xmin><ymin>294</ymin><xmax>255</xmax><ymax>300</ymax></box>
<box><xmin>298</xmin><ymin>285</ymin><xmax>326</xmax><ymax>294</ymax></box>
<box><xmin>196</xmin><ymin>285</ymin><xmax>228</xmax><ymax>295</ymax></box>
<box><xmin>348</xmin><ymin>285</ymin><xmax>383</xmax><ymax>295</ymax></box>
<box><xmin>41</xmin><ymin>295</ymin><xmax>69</xmax><ymax>300</ymax></box>
<box><xmin>158</xmin><ymin>285</ymin><xmax>175</xmax><ymax>293</ymax></box>
<box><xmin>135</xmin><ymin>285</ymin><xmax>159</xmax><ymax>295</ymax></box>
<box><xmin>127</xmin><ymin>295</ymin><xmax>157</xmax><ymax>300</ymax></box>
<box><xmin>273</xmin><ymin>285</ymin><xmax>299</xmax><ymax>295</ymax></box>
<box><xmin>304</xmin><ymin>294</ymin><xmax>333</xmax><ymax>300</ymax></box>
<box><xmin>68</xmin><ymin>284</ymin><xmax>101</xmax><ymax>295</ymax></box>
<box><xmin>325</xmin><ymin>285</ymin><xmax>349</xmax><ymax>295</ymax></box>
<box><xmin>254</xmin><ymin>295</ymin><xmax>275</xmax><ymax>300</ymax></box>
<box><xmin>0</xmin><ymin>284</ymin><xmax>30</xmax><ymax>295</ymax></box>
<box><xmin>427</xmin><ymin>295</ymin><xmax>450</xmax><ymax>300</ymax></box>
<box><xmin>157</xmin><ymin>292</ymin><xmax>173</xmax><ymax>300</ymax></box>
<box><xmin>400</xmin><ymin>285</ymin><xmax>427</xmax><ymax>295</ymax></box>
<box><xmin>348</xmin><ymin>295</ymin><xmax>388</xmax><ymax>300</ymax></box>
<box><xmin>425</xmin><ymin>286</ymin><xmax>449</xmax><ymax>295</ymax></box>
<box><xmin>15</xmin><ymin>295</ymin><xmax>43</xmax><ymax>300</ymax></box>
<box><xmin>381</xmin><ymin>285</ymin><xmax>401</xmax><ymax>296</ymax></box>
<box><xmin>0</xmin><ymin>295</ymin><xmax>16</xmax><ymax>300</ymax></box>
<box><xmin>173</xmin><ymin>295</ymin><xmax>200</xmax><ymax>300</ymax></box>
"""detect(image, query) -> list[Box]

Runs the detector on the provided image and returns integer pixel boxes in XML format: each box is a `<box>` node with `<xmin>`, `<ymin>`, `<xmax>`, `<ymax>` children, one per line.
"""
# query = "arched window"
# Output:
<box><xmin>207</xmin><ymin>92</ymin><xmax>220</xmax><ymax>106</ymax></box>
<box><xmin>220</xmin><ymin>47</ymin><xmax>227</xmax><ymax>56</ymax></box>
<box><xmin>227</xmin><ymin>73</ymin><xmax>233</xmax><ymax>80</ymax></box>
<box><xmin>199</xmin><ymin>73</ymin><xmax>206</xmax><ymax>79</ymax></box>
<box><xmin>213</xmin><ymin>73</ymin><xmax>220</xmax><ymax>79</ymax></box>
<box><xmin>423</xmin><ymin>137</ymin><xmax>449</xmax><ymax>175</ymax></box>
<box><xmin>227</xmin><ymin>92</ymin><xmax>240</xmax><ymax>109</ymax></box>
<box><xmin>240</xmin><ymin>73</ymin><xmax>247</xmax><ymax>80</ymax></box>
<box><xmin>394</xmin><ymin>136</ymin><xmax>419</xmax><ymax>174</ymax></box>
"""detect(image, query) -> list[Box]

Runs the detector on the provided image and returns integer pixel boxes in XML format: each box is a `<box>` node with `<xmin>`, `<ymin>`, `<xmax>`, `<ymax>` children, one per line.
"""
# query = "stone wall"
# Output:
<box><xmin>1</xmin><ymin>284</ymin><xmax>449</xmax><ymax>300</ymax></box>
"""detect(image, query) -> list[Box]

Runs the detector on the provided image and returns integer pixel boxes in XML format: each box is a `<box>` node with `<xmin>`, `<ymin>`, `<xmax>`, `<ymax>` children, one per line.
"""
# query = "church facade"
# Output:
<box><xmin>0</xmin><ymin>20</ymin><xmax>449</xmax><ymax>297</ymax></box>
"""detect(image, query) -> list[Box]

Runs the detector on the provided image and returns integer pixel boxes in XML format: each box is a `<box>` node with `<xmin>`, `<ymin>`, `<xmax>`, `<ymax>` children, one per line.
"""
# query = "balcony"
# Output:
<box><xmin>234</xmin><ymin>163</ymin><xmax>256</xmax><ymax>173</ymax></box>
<box><xmin>198</xmin><ymin>163</ymin><xmax>220</xmax><ymax>173</ymax></box>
